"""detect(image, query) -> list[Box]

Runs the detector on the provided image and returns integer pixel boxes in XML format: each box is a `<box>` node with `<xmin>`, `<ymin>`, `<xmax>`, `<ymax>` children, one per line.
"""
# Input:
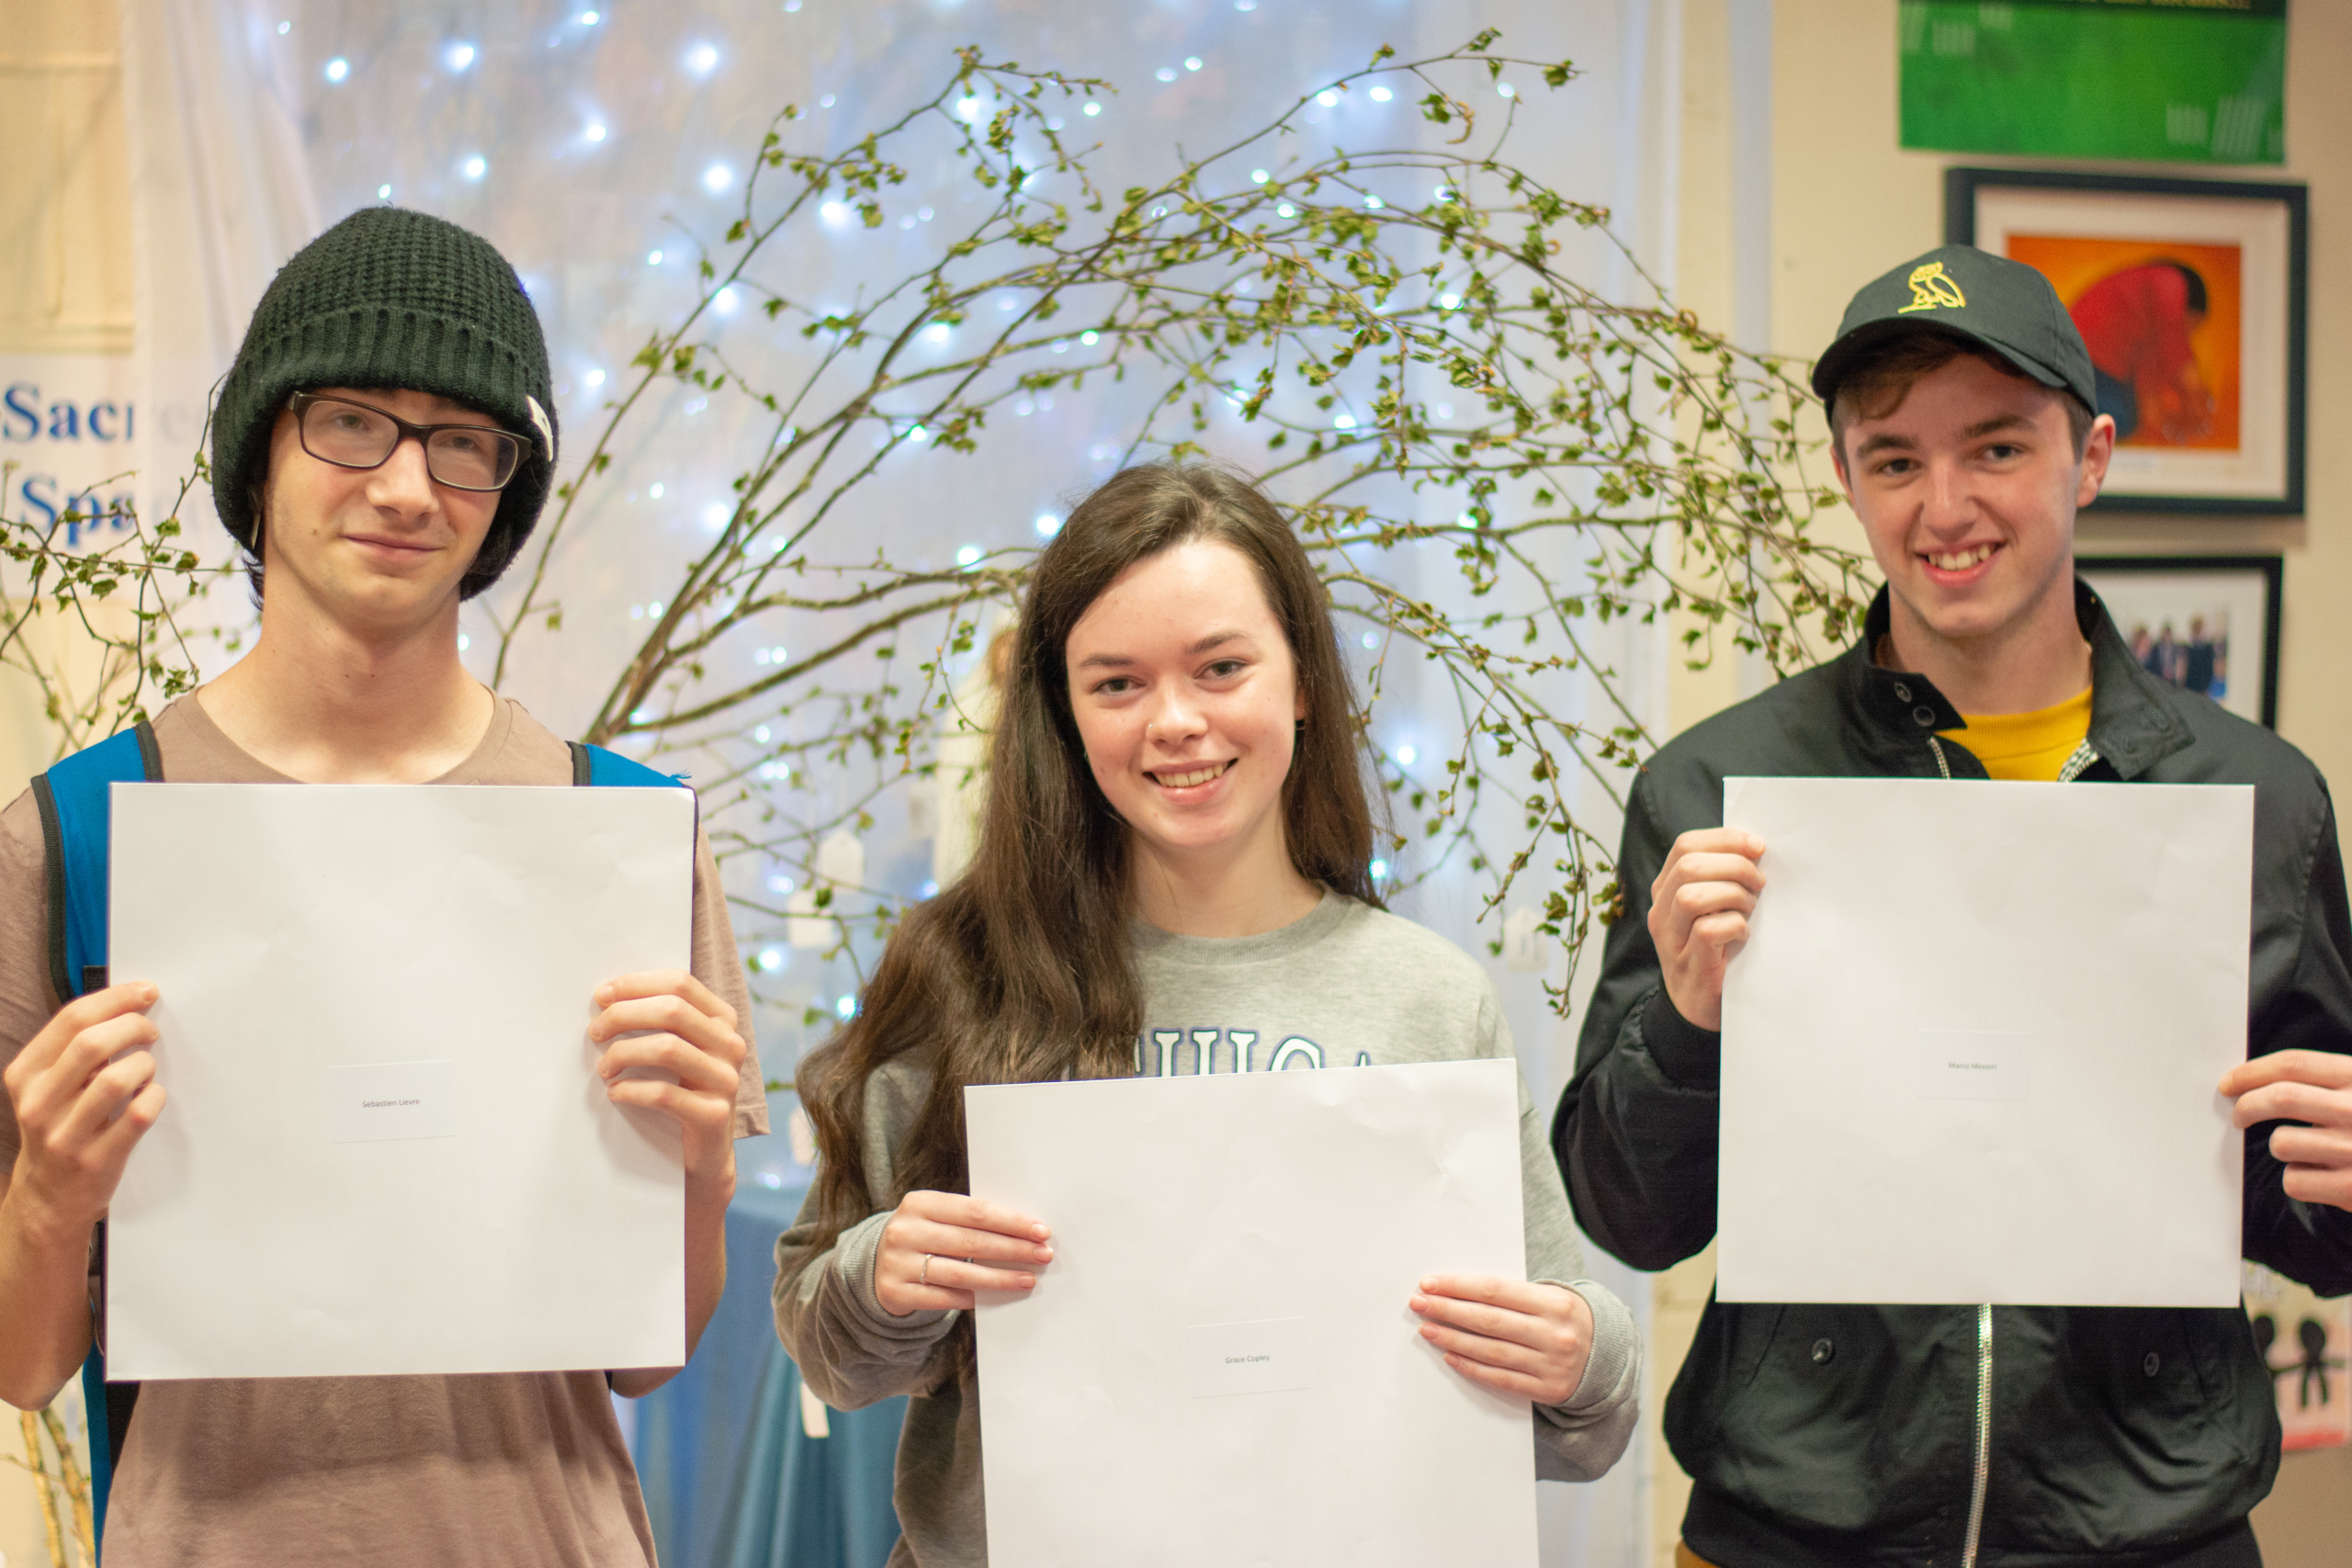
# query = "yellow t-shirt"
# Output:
<box><xmin>1939</xmin><ymin>686</ymin><xmax>2093</xmax><ymax>782</ymax></box>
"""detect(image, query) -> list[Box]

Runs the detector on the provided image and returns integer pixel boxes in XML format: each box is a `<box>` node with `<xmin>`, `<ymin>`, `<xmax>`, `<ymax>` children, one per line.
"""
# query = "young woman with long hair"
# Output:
<box><xmin>774</xmin><ymin>463</ymin><xmax>1639</xmax><ymax>1562</ymax></box>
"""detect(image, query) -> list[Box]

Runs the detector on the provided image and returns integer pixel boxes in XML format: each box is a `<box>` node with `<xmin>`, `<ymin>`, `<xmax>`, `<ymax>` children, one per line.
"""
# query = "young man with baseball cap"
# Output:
<box><xmin>1555</xmin><ymin>244</ymin><xmax>2352</xmax><ymax>1567</ymax></box>
<box><xmin>0</xmin><ymin>207</ymin><xmax>765</xmax><ymax>1563</ymax></box>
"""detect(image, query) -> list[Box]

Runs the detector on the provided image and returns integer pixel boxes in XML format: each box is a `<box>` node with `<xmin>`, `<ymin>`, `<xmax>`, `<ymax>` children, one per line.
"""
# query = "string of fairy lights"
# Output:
<box><xmin>278</xmin><ymin>2</ymin><xmax>1558</xmax><ymax>1097</ymax></box>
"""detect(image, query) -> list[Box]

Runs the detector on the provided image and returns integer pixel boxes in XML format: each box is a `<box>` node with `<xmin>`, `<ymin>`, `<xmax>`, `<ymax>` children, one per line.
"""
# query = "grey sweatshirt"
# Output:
<box><xmin>774</xmin><ymin>892</ymin><xmax>1642</xmax><ymax>1567</ymax></box>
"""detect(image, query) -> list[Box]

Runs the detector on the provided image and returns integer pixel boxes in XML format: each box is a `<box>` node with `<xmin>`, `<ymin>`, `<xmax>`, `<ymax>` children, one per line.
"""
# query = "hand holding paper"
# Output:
<box><xmin>2223</xmin><ymin>1049</ymin><xmax>2352</xmax><ymax>1211</ymax></box>
<box><xmin>1646</xmin><ymin>827</ymin><xmax>1768</xmax><ymax>1032</ymax></box>
<box><xmin>2</xmin><ymin>983</ymin><xmax>168</xmax><ymax>1228</ymax></box>
<box><xmin>590</xmin><ymin>965</ymin><xmax>747</xmax><ymax>1396</ymax></box>
<box><xmin>0</xmin><ymin>981</ymin><xmax>166</xmax><ymax>1406</ymax></box>
<box><xmin>1409</xmin><ymin>1275</ymin><xmax>1593</xmax><ymax>1406</ymax></box>
<box><xmin>588</xmin><ymin>967</ymin><xmax>749</xmax><ymax>1184</ymax></box>
<box><xmin>873</xmin><ymin>1190</ymin><xmax>1053</xmax><ymax>1316</ymax></box>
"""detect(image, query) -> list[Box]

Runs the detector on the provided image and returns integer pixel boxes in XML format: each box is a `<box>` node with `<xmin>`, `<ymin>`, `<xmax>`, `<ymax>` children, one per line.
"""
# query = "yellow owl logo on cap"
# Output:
<box><xmin>1898</xmin><ymin>262</ymin><xmax>1967</xmax><ymax>314</ymax></box>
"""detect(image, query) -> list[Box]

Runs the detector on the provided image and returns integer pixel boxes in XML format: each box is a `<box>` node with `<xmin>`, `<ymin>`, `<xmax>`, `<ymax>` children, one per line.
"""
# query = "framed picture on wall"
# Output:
<box><xmin>2077</xmin><ymin>554</ymin><xmax>2282</xmax><ymax>728</ymax></box>
<box><xmin>1947</xmin><ymin>168</ymin><xmax>2308</xmax><ymax>515</ymax></box>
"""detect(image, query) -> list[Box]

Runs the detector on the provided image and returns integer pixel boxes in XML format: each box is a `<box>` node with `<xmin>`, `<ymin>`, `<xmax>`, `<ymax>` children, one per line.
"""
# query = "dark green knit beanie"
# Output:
<box><xmin>211</xmin><ymin>206</ymin><xmax>558</xmax><ymax>599</ymax></box>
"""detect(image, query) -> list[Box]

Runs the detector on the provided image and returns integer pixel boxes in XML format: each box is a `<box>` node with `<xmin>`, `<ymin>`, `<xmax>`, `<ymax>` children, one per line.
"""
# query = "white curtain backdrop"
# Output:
<box><xmin>122</xmin><ymin>0</ymin><xmax>319</xmax><ymax>577</ymax></box>
<box><xmin>121</xmin><ymin>3</ymin><xmax>1686</xmax><ymax>1560</ymax></box>
<box><xmin>0</xmin><ymin>4</ymin><xmax>311</xmax><ymax>800</ymax></box>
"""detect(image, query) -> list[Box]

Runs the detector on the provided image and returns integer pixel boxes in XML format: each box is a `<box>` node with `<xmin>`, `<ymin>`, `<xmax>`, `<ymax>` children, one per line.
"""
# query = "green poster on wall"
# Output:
<box><xmin>1899</xmin><ymin>0</ymin><xmax>2287</xmax><ymax>164</ymax></box>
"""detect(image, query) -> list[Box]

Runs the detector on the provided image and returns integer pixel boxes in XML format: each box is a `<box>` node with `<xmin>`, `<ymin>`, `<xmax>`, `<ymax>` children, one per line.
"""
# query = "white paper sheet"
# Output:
<box><xmin>966</xmin><ymin>1059</ymin><xmax>1536</xmax><ymax>1568</ymax></box>
<box><xmin>106</xmin><ymin>782</ymin><xmax>695</xmax><ymax>1380</ymax></box>
<box><xmin>1718</xmin><ymin>776</ymin><xmax>2252</xmax><ymax>1308</ymax></box>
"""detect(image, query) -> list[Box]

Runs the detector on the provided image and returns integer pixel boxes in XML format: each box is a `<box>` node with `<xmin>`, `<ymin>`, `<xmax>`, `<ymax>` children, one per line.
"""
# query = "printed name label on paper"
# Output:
<box><xmin>327</xmin><ymin>1061</ymin><xmax>458</xmax><ymax>1144</ymax></box>
<box><xmin>1916</xmin><ymin>1031</ymin><xmax>2033</xmax><ymax>1102</ymax></box>
<box><xmin>1188</xmin><ymin>1316</ymin><xmax>1313</xmax><ymax>1398</ymax></box>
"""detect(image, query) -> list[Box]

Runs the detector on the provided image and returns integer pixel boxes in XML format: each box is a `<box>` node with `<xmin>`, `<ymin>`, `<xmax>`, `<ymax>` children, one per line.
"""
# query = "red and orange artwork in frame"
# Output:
<box><xmin>2006</xmin><ymin>234</ymin><xmax>2241</xmax><ymax>454</ymax></box>
<box><xmin>1946</xmin><ymin>168</ymin><xmax>2305</xmax><ymax>515</ymax></box>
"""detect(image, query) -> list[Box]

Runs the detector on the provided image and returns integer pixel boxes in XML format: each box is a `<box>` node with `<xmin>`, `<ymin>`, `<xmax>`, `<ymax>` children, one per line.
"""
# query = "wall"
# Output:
<box><xmin>0</xmin><ymin>0</ymin><xmax>134</xmax><ymax>807</ymax></box>
<box><xmin>0</xmin><ymin>4</ymin><xmax>126</xmax><ymax>1563</ymax></box>
<box><xmin>1652</xmin><ymin>2</ymin><xmax>2352</xmax><ymax>1562</ymax></box>
<box><xmin>0</xmin><ymin>0</ymin><xmax>130</xmax><ymax>358</ymax></box>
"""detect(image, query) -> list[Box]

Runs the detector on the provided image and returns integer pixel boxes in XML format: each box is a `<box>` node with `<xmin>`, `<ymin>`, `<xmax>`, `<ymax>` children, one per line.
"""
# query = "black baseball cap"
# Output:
<box><xmin>1811</xmin><ymin>243</ymin><xmax>2098</xmax><ymax>414</ymax></box>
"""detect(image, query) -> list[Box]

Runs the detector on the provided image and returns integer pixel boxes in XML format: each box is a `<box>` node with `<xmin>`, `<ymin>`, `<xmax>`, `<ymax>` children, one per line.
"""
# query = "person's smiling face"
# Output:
<box><xmin>1836</xmin><ymin>351</ymin><xmax>2113</xmax><ymax>652</ymax></box>
<box><xmin>258</xmin><ymin>386</ymin><xmax>504</xmax><ymax>634</ymax></box>
<box><xmin>1064</xmin><ymin>537</ymin><xmax>1306</xmax><ymax>879</ymax></box>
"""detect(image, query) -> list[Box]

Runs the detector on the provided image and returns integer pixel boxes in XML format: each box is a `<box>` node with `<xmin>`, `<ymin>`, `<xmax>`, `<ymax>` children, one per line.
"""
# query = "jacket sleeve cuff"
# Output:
<box><xmin>1639</xmin><ymin>987</ymin><xmax>1723</xmax><ymax>1089</ymax></box>
<box><xmin>835</xmin><ymin>1209</ymin><xmax>959</xmax><ymax>1339</ymax></box>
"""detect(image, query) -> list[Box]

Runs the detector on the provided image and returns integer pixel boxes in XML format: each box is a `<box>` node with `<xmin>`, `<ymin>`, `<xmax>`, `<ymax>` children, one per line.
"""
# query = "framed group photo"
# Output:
<box><xmin>1948</xmin><ymin>168</ymin><xmax>2309</xmax><ymax>515</ymax></box>
<box><xmin>2077</xmin><ymin>554</ymin><xmax>2283</xmax><ymax>729</ymax></box>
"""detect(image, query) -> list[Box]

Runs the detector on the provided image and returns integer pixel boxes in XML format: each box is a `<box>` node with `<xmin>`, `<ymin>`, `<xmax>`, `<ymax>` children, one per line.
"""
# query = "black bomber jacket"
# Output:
<box><xmin>1555</xmin><ymin>581</ymin><xmax>2352</xmax><ymax>1568</ymax></box>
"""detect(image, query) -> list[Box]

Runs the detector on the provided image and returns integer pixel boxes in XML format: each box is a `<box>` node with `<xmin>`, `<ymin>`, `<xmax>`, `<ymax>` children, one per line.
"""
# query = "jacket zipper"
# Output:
<box><xmin>1961</xmin><ymin>1303</ymin><xmax>1993</xmax><ymax>1568</ymax></box>
<box><xmin>1933</xmin><ymin>730</ymin><xmax>2100</xmax><ymax>1567</ymax></box>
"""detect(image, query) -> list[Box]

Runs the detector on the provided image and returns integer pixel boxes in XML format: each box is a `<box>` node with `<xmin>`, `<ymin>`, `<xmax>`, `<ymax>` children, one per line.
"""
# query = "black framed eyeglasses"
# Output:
<box><xmin>289</xmin><ymin>390</ymin><xmax>526</xmax><ymax>492</ymax></box>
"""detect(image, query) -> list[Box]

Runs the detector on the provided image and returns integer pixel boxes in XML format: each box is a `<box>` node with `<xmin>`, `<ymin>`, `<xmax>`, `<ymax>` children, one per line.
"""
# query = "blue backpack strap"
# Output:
<box><xmin>80</xmin><ymin>1351</ymin><xmax>117</xmax><ymax>1545</ymax></box>
<box><xmin>568</xmin><ymin>740</ymin><xmax>688</xmax><ymax>791</ymax></box>
<box><xmin>29</xmin><ymin>724</ymin><xmax>159</xmax><ymax>1006</ymax></box>
<box><xmin>30</xmin><ymin>721</ymin><xmax>160</xmax><ymax>1558</ymax></box>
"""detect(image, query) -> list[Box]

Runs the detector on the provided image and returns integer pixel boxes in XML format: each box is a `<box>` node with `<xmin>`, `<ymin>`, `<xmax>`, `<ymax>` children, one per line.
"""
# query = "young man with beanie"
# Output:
<box><xmin>1555</xmin><ymin>245</ymin><xmax>2352</xmax><ymax>1568</ymax></box>
<box><xmin>0</xmin><ymin>207</ymin><xmax>766</xmax><ymax>1563</ymax></box>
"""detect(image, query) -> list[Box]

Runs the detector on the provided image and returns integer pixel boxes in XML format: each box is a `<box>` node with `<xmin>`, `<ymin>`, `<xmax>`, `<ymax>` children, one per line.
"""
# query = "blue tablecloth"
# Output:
<box><xmin>632</xmin><ymin>1181</ymin><xmax>907</xmax><ymax>1568</ymax></box>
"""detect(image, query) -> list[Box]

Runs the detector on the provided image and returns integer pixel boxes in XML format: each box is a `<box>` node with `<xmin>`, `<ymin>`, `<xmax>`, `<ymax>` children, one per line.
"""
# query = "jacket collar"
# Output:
<box><xmin>1835</xmin><ymin>580</ymin><xmax>2193</xmax><ymax>781</ymax></box>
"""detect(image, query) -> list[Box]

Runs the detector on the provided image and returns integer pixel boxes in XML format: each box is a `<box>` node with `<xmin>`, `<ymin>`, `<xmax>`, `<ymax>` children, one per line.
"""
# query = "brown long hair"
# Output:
<box><xmin>788</xmin><ymin>463</ymin><xmax>1381</xmax><ymax>1308</ymax></box>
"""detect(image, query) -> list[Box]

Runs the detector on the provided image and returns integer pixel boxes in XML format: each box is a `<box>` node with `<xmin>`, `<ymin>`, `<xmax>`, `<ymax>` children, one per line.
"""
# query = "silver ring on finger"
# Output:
<box><xmin>920</xmin><ymin>1254</ymin><xmax>933</xmax><ymax>1286</ymax></box>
